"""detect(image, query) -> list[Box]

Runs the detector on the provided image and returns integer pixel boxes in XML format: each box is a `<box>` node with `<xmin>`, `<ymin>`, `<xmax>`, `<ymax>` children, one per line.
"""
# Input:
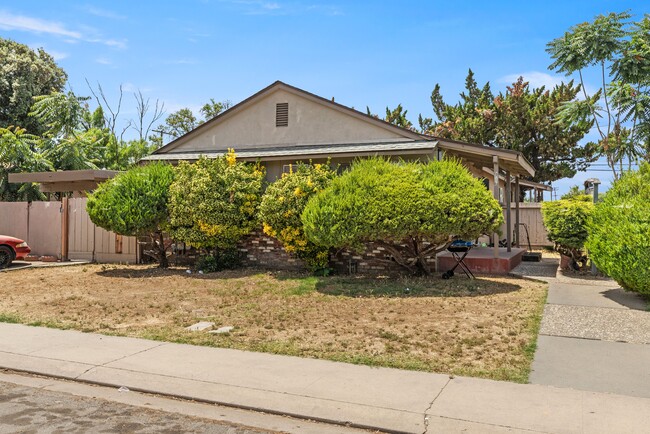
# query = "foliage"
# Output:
<box><xmin>0</xmin><ymin>126</ymin><xmax>51</xmax><ymax>201</ymax></box>
<box><xmin>302</xmin><ymin>158</ymin><xmax>503</xmax><ymax>275</ymax></box>
<box><xmin>586</xmin><ymin>164</ymin><xmax>650</xmax><ymax>294</ymax></box>
<box><xmin>560</xmin><ymin>185</ymin><xmax>584</xmax><ymax>200</ymax></box>
<box><xmin>195</xmin><ymin>248</ymin><xmax>242</xmax><ymax>273</ymax></box>
<box><xmin>541</xmin><ymin>195</ymin><xmax>593</xmax><ymax>270</ymax></box>
<box><xmin>168</xmin><ymin>150</ymin><xmax>265</xmax><ymax>249</ymax></box>
<box><xmin>426</xmin><ymin>70</ymin><xmax>594</xmax><ymax>183</ymax></box>
<box><xmin>86</xmin><ymin>163</ymin><xmax>174</xmax><ymax>267</ymax></box>
<box><xmin>0</xmin><ymin>38</ymin><xmax>67</xmax><ymax>135</ymax></box>
<box><xmin>547</xmin><ymin>12</ymin><xmax>650</xmax><ymax>179</ymax></box>
<box><xmin>156</xmin><ymin>99</ymin><xmax>232</xmax><ymax>141</ymax></box>
<box><xmin>259</xmin><ymin>162</ymin><xmax>337</xmax><ymax>272</ymax></box>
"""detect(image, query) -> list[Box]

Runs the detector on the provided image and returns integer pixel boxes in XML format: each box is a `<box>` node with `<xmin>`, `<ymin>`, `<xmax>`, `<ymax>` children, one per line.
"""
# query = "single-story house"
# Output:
<box><xmin>142</xmin><ymin>81</ymin><xmax>549</xmax><ymax>274</ymax></box>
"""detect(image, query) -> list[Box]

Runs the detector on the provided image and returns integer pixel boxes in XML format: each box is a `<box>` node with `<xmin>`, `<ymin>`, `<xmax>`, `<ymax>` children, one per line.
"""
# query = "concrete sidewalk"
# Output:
<box><xmin>0</xmin><ymin>323</ymin><xmax>649</xmax><ymax>433</ymax></box>
<box><xmin>531</xmin><ymin>275</ymin><xmax>650</xmax><ymax>398</ymax></box>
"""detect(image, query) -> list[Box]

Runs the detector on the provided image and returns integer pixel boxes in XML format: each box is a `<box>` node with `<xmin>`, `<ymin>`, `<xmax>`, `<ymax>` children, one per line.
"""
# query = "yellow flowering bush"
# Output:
<box><xmin>259</xmin><ymin>162</ymin><xmax>337</xmax><ymax>271</ymax></box>
<box><xmin>169</xmin><ymin>152</ymin><xmax>265</xmax><ymax>249</ymax></box>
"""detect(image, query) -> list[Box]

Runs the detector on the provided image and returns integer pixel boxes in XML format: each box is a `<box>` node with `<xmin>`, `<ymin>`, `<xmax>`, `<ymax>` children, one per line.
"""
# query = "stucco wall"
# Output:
<box><xmin>169</xmin><ymin>88</ymin><xmax>409</xmax><ymax>152</ymax></box>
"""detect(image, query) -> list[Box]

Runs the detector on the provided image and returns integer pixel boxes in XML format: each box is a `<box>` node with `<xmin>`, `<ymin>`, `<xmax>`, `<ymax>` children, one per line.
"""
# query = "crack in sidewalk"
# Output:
<box><xmin>74</xmin><ymin>342</ymin><xmax>168</xmax><ymax>381</ymax></box>
<box><xmin>422</xmin><ymin>376</ymin><xmax>451</xmax><ymax>434</ymax></box>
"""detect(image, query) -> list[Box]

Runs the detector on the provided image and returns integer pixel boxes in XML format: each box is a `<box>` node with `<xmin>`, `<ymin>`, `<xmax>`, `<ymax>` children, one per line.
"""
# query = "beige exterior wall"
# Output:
<box><xmin>169</xmin><ymin>88</ymin><xmax>410</xmax><ymax>153</ymax></box>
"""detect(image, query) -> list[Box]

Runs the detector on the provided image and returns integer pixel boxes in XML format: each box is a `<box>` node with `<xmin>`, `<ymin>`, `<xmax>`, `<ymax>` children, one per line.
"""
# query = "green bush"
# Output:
<box><xmin>196</xmin><ymin>248</ymin><xmax>242</xmax><ymax>273</ymax></box>
<box><xmin>168</xmin><ymin>150</ymin><xmax>265</xmax><ymax>250</ymax></box>
<box><xmin>541</xmin><ymin>195</ymin><xmax>593</xmax><ymax>270</ymax></box>
<box><xmin>86</xmin><ymin>163</ymin><xmax>174</xmax><ymax>267</ymax></box>
<box><xmin>259</xmin><ymin>162</ymin><xmax>337</xmax><ymax>272</ymax></box>
<box><xmin>301</xmin><ymin>157</ymin><xmax>503</xmax><ymax>275</ymax></box>
<box><xmin>586</xmin><ymin>164</ymin><xmax>650</xmax><ymax>295</ymax></box>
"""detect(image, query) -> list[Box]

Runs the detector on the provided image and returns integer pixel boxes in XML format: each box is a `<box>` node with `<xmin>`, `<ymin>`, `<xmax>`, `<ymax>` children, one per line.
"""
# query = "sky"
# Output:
<box><xmin>0</xmin><ymin>0</ymin><xmax>646</xmax><ymax>197</ymax></box>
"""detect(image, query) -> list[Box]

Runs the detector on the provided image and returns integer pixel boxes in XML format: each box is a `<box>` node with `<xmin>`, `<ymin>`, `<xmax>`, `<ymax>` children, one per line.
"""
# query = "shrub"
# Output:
<box><xmin>259</xmin><ymin>162</ymin><xmax>337</xmax><ymax>272</ymax></box>
<box><xmin>168</xmin><ymin>150</ymin><xmax>265</xmax><ymax>250</ymax></box>
<box><xmin>86</xmin><ymin>163</ymin><xmax>174</xmax><ymax>268</ymax></box>
<box><xmin>301</xmin><ymin>157</ymin><xmax>503</xmax><ymax>275</ymax></box>
<box><xmin>586</xmin><ymin>164</ymin><xmax>650</xmax><ymax>295</ymax></box>
<box><xmin>196</xmin><ymin>248</ymin><xmax>242</xmax><ymax>273</ymax></box>
<box><xmin>541</xmin><ymin>195</ymin><xmax>593</xmax><ymax>270</ymax></box>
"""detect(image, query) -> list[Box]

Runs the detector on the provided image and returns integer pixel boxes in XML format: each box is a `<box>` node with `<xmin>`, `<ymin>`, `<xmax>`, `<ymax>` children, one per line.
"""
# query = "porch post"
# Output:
<box><xmin>61</xmin><ymin>195</ymin><xmax>69</xmax><ymax>262</ymax></box>
<box><xmin>515</xmin><ymin>176</ymin><xmax>520</xmax><ymax>248</ymax></box>
<box><xmin>493</xmin><ymin>156</ymin><xmax>500</xmax><ymax>259</ymax></box>
<box><xmin>505</xmin><ymin>170</ymin><xmax>512</xmax><ymax>253</ymax></box>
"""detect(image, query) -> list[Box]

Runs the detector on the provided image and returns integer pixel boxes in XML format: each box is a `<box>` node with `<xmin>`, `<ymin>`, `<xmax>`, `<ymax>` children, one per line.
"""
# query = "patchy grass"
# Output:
<box><xmin>0</xmin><ymin>264</ymin><xmax>547</xmax><ymax>382</ymax></box>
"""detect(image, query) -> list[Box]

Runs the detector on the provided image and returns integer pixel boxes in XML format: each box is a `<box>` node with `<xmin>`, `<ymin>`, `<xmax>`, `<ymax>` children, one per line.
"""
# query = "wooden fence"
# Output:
<box><xmin>0</xmin><ymin>198</ymin><xmax>136</xmax><ymax>262</ymax></box>
<box><xmin>1</xmin><ymin>199</ymin><xmax>551</xmax><ymax>263</ymax></box>
<box><xmin>500</xmin><ymin>203</ymin><xmax>551</xmax><ymax>248</ymax></box>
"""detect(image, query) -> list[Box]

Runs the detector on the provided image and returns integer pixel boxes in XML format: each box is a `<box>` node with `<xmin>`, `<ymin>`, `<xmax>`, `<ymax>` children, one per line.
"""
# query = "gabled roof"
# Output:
<box><xmin>152</xmin><ymin>80</ymin><xmax>428</xmax><ymax>155</ymax></box>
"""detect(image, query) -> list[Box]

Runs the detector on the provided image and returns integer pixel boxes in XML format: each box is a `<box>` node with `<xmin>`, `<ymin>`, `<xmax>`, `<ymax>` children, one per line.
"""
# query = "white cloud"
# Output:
<box><xmin>164</xmin><ymin>58</ymin><xmax>200</xmax><ymax>65</ymax></box>
<box><xmin>95</xmin><ymin>57</ymin><xmax>112</xmax><ymax>65</ymax></box>
<box><xmin>84</xmin><ymin>6</ymin><xmax>126</xmax><ymax>20</ymax></box>
<box><xmin>0</xmin><ymin>10</ymin><xmax>81</xmax><ymax>38</ymax></box>
<box><xmin>0</xmin><ymin>10</ymin><xmax>127</xmax><ymax>49</ymax></box>
<box><xmin>218</xmin><ymin>0</ymin><xmax>342</xmax><ymax>16</ymax></box>
<box><xmin>499</xmin><ymin>71</ymin><xmax>564</xmax><ymax>90</ymax></box>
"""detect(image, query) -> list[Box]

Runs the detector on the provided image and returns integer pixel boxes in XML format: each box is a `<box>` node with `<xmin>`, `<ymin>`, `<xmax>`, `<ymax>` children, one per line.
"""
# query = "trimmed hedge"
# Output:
<box><xmin>259</xmin><ymin>162</ymin><xmax>337</xmax><ymax>272</ymax></box>
<box><xmin>301</xmin><ymin>157</ymin><xmax>503</xmax><ymax>275</ymax></box>
<box><xmin>541</xmin><ymin>195</ymin><xmax>593</xmax><ymax>270</ymax></box>
<box><xmin>586</xmin><ymin>164</ymin><xmax>650</xmax><ymax>295</ymax></box>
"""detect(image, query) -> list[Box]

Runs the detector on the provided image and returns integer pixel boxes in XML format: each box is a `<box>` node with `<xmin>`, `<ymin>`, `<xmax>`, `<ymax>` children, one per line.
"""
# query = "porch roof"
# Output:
<box><xmin>8</xmin><ymin>170</ymin><xmax>120</xmax><ymax>192</ymax></box>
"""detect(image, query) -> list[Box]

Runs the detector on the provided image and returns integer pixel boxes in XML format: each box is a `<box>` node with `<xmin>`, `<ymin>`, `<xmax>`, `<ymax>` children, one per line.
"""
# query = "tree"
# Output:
<box><xmin>586</xmin><ymin>163</ymin><xmax>650</xmax><ymax>294</ymax></box>
<box><xmin>168</xmin><ymin>150</ymin><xmax>265</xmax><ymax>250</ymax></box>
<box><xmin>156</xmin><ymin>99</ymin><xmax>232</xmax><ymax>142</ymax></box>
<box><xmin>0</xmin><ymin>126</ymin><xmax>50</xmax><ymax>201</ymax></box>
<box><xmin>541</xmin><ymin>195</ymin><xmax>593</xmax><ymax>270</ymax></box>
<box><xmin>426</xmin><ymin>70</ymin><xmax>594</xmax><ymax>183</ymax></box>
<box><xmin>259</xmin><ymin>162</ymin><xmax>337</xmax><ymax>272</ymax></box>
<box><xmin>366</xmin><ymin>104</ymin><xmax>414</xmax><ymax>130</ymax></box>
<box><xmin>0</xmin><ymin>38</ymin><xmax>67</xmax><ymax>135</ymax></box>
<box><xmin>86</xmin><ymin>163</ymin><xmax>175</xmax><ymax>268</ymax></box>
<box><xmin>547</xmin><ymin>12</ymin><xmax>650</xmax><ymax>179</ymax></box>
<box><xmin>302</xmin><ymin>158</ymin><xmax>503</xmax><ymax>275</ymax></box>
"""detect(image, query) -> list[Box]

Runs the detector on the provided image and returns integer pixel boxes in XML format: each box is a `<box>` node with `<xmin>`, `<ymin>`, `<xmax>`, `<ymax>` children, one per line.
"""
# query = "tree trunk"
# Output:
<box><xmin>157</xmin><ymin>231</ymin><xmax>168</xmax><ymax>268</ymax></box>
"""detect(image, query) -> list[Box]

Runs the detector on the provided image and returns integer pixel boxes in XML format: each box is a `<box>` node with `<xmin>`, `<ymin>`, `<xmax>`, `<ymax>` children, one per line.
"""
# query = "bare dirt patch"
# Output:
<box><xmin>0</xmin><ymin>264</ymin><xmax>547</xmax><ymax>382</ymax></box>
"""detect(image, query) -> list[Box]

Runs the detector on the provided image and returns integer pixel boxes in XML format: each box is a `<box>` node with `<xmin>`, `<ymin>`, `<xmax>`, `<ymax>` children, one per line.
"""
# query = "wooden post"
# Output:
<box><xmin>515</xmin><ymin>176</ymin><xmax>520</xmax><ymax>248</ymax></box>
<box><xmin>61</xmin><ymin>195</ymin><xmax>69</xmax><ymax>261</ymax></box>
<box><xmin>493</xmin><ymin>156</ymin><xmax>500</xmax><ymax>258</ymax></box>
<box><xmin>505</xmin><ymin>170</ymin><xmax>512</xmax><ymax>253</ymax></box>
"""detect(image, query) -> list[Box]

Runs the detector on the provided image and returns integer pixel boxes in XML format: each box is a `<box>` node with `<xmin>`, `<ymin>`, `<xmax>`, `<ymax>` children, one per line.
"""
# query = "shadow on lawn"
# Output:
<box><xmin>95</xmin><ymin>265</ymin><xmax>524</xmax><ymax>299</ymax></box>
<box><xmin>312</xmin><ymin>275</ymin><xmax>523</xmax><ymax>298</ymax></box>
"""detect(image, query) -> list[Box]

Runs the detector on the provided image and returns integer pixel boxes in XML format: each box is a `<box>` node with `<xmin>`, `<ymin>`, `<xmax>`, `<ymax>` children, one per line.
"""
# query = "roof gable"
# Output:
<box><xmin>154</xmin><ymin>81</ymin><xmax>426</xmax><ymax>154</ymax></box>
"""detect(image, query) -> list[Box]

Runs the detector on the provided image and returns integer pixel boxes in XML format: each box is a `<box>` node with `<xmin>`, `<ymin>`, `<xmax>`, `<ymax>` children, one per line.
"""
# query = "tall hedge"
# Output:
<box><xmin>168</xmin><ymin>150</ymin><xmax>265</xmax><ymax>250</ymax></box>
<box><xmin>86</xmin><ymin>162</ymin><xmax>174</xmax><ymax>267</ymax></box>
<box><xmin>259</xmin><ymin>162</ymin><xmax>337</xmax><ymax>271</ymax></box>
<box><xmin>586</xmin><ymin>164</ymin><xmax>650</xmax><ymax>295</ymax></box>
<box><xmin>541</xmin><ymin>195</ymin><xmax>593</xmax><ymax>270</ymax></box>
<box><xmin>301</xmin><ymin>157</ymin><xmax>503</xmax><ymax>275</ymax></box>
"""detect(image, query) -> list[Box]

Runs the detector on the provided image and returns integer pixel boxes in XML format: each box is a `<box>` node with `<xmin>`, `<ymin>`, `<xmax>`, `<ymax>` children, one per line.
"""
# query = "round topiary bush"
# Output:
<box><xmin>301</xmin><ymin>157</ymin><xmax>503</xmax><ymax>275</ymax></box>
<box><xmin>586</xmin><ymin>164</ymin><xmax>650</xmax><ymax>295</ymax></box>
<box><xmin>541</xmin><ymin>195</ymin><xmax>593</xmax><ymax>270</ymax></box>
<box><xmin>259</xmin><ymin>162</ymin><xmax>337</xmax><ymax>272</ymax></box>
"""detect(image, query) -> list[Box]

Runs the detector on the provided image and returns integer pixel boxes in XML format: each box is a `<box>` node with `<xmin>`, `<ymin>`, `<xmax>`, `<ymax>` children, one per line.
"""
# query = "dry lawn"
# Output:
<box><xmin>0</xmin><ymin>264</ymin><xmax>547</xmax><ymax>382</ymax></box>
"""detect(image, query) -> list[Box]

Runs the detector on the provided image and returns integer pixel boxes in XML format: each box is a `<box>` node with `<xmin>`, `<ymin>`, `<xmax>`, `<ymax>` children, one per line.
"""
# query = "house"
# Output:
<box><xmin>143</xmin><ymin>81</ymin><xmax>550</xmax><ymax>274</ymax></box>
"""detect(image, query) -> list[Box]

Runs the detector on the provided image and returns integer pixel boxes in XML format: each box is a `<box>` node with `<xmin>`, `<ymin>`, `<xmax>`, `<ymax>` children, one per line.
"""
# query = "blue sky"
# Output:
<box><xmin>1</xmin><ymin>0</ymin><xmax>646</xmax><ymax>196</ymax></box>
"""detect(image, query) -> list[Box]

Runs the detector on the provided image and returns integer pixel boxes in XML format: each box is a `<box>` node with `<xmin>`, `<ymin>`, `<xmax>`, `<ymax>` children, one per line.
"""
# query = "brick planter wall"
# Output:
<box><xmin>239</xmin><ymin>230</ymin><xmax>305</xmax><ymax>271</ymax></box>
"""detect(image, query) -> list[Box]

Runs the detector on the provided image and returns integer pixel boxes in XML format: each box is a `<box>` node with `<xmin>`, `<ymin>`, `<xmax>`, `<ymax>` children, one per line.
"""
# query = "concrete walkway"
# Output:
<box><xmin>530</xmin><ymin>270</ymin><xmax>650</xmax><ymax>399</ymax></box>
<box><xmin>1</xmin><ymin>323</ymin><xmax>649</xmax><ymax>433</ymax></box>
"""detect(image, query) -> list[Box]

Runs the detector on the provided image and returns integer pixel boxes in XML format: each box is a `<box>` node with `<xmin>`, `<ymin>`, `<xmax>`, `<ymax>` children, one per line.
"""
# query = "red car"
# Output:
<box><xmin>0</xmin><ymin>235</ymin><xmax>31</xmax><ymax>269</ymax></box>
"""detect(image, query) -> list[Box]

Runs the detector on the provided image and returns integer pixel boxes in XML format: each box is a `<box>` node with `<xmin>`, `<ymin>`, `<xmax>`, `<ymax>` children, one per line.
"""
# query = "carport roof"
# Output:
<box><xmin>8</xmin><ymin>170</ymin><xmax>120</xmax><ymax>192</ymax></box>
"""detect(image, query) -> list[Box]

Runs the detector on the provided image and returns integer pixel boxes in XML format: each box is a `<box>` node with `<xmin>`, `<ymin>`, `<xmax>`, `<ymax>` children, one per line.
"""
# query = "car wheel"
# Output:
<box><xmin>0</xmin><ymin>245</ymin><xmax>13</xmax><ymax>269</ymax></box>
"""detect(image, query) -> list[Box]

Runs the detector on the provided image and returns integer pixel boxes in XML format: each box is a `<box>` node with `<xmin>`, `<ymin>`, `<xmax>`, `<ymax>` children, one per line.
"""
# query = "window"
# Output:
<box><xmin>276</xmin><ymin>102</ymin><xmax>289</xmax><ymax>127</ymax></box>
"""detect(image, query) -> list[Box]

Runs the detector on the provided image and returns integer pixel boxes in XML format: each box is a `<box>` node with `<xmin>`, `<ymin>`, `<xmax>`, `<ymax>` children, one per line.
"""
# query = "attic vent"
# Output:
<box><xmin>276</xmin><ymin>102</ymin><xmax>289</xmax><ymax>127</ymax></box>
